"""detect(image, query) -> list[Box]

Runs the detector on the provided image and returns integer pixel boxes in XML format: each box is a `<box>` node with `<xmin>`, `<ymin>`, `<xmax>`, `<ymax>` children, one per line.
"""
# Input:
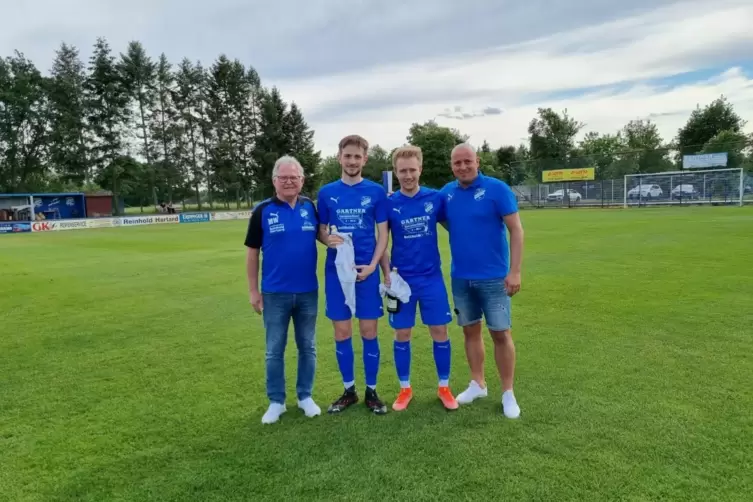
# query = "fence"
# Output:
<box><xmin>511</xmin><ymin>172</ymin><xmax>753</xmax><ymax>209</ymax></box>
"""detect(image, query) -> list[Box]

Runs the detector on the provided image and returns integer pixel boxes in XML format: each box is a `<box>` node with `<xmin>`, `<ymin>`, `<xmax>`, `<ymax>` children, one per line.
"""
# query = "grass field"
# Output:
<box><xmin>2</xmin><ymin>206</ymin><xmax>752</xmax><ymax>501</ymax></box>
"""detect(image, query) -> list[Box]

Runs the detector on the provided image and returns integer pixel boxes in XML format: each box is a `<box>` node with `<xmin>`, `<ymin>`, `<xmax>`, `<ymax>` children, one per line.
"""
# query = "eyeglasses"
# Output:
<box><xmin>275</xmin><ymin>176</ymin><xmax>302</xmax><ymax>183</ymax></box>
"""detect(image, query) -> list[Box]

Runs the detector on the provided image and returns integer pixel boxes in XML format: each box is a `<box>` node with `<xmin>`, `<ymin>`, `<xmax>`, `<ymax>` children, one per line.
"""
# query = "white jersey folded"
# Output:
<box><xmin>379</xmin><ymin>269</ymin><xmax>412</xmax><ymax>303</ymax></box>
<box><xmin>332</xmin><ymin>227</ymin><xmax>357</xmax><ymax>316</ymax></box>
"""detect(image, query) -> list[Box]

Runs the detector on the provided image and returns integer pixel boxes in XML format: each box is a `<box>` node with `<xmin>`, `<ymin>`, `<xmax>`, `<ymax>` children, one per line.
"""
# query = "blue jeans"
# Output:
<box><xmin>262</xmin><ymin>290</ymin><xmax>318</xmax><ymax>404</ymax></box>
<box><xmin>451</xmin><ymin>278</ymin><xmax>512</xmax><ymax>331</ymax></box>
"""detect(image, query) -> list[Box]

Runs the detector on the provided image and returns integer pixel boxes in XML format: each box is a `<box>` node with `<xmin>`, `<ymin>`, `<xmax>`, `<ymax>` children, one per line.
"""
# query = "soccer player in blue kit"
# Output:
<box><xmin>382</xmin><ymin>146</ymin><xmax>459</xmax><ymax>411</ymax></box>
<box><xmin>317</xmin><ymin>134</ymin><xmax>391</xmax><ymax>415</ymax></box>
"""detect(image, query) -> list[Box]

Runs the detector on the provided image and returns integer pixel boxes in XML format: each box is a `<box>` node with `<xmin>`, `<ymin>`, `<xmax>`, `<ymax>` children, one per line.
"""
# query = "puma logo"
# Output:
<box><xmin>392</xmin><ymin>207</ymin><xmax>402</xmax><ymax>214</ymax></box>
<box><xmin>330</xmin><ymin>197</ymin><xmax>339</xmax><ymax>204</ymax></box>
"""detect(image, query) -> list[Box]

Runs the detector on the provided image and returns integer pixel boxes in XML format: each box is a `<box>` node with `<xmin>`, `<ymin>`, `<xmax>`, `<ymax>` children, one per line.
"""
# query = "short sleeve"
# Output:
<box><xmin>244</xmin><ymin>206</ymin><xmax>264</xmax><ymax>248</ymax></box>
<box><xmin>374</xmin><ymin>189</ymin><xmax>388</xmax><ymax>224</ymax></box>
<box><xmin>316</xmin><ymin>190</ymin><xmax>330</xmax><ymax>226</ymax></box>
<box><xmin>494</xmin><ymin>181</ymin><xmax>519</xmax><ymax>218</ymax></box>
<box><xmin>435</xmin><ymin>192</ymin><xmax>447</xmax><ymax>223</ymax></box>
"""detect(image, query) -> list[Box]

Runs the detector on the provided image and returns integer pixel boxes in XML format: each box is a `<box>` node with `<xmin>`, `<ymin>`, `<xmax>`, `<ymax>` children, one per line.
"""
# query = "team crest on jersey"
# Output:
<box><xmin>299</xmin><ymin>208</ymin><xmax>309</xmax><ymax>219</ymax></box>
<box><xmin>361</xmin><ymin>196</ymin><xmax>371</xmax><ymax>207</ymax></box>
<box><xmin>474</xmin><ymin>188</ymin><xmax>486</xmax><ymax>201</ymax></box>
<box><xmin>424</xmin><ymin>202</ymin><xmax>434</xmax><ymax>214</ymax></box>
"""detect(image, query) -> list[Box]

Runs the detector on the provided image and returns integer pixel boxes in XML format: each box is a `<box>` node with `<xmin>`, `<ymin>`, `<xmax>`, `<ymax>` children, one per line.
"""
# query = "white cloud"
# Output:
<box><xmin>270</xmin><ymin>0</ymin><xmax>753</xmax><ymax>154</ymax></box>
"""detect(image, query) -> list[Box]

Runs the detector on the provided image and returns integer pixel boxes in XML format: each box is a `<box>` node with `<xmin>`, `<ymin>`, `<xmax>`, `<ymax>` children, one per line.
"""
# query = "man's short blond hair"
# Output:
<box><xmin>392</xmin><ymin>145</ymin><xmax>423</xmax><ymax>169</ymax></box>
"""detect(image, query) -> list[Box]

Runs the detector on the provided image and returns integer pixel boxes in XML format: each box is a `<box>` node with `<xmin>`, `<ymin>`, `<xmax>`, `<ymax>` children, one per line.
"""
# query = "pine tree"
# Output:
<box><xmin>284</xmin><ymin>102</ymin><xmax>321</xmax><ymax>197</ymax></box>
<box><xmin>253</xmin><ymin>87</ymin><xmax>289</xmax><ymax>199</ymax></box>
<box><xmin>47</xmin><ymin>43</ymin><xmax>90</xmax><ymax>186</ymax></box>
<box><xmin>86</xmin><ymin>37</ymin><xmax>130</xmax><ymax>202</ymax></box>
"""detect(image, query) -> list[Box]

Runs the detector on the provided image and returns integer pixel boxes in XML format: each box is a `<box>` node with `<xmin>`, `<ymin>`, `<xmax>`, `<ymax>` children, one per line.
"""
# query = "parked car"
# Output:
<box><xmin>546</xmin><ymin>189</ymin><xmax>582</xmax><ymax>203</ymax></box>
<box><xmin>627</xmin><ymin>184</ymin><xmax>663</xmax><ymax>199</ymax></box>
<box><xmin>670</xmin><ymin>184</ymin><xmax>700</xmax><ymax>200</ymax></box>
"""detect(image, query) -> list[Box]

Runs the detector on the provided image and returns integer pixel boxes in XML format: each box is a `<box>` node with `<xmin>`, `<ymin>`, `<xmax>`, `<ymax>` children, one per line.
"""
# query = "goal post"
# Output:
<box><xmin>623</xmin><ymin>168</ymin><xmax>744</xmax><ymax>207</ymax></box>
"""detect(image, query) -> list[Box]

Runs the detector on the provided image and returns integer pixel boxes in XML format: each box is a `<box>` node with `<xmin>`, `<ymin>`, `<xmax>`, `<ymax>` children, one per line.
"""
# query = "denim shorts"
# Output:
<box><xmin>451</xmin><ymin>277</ymin><xmax>512</xmax><ymax>331</ymax></box>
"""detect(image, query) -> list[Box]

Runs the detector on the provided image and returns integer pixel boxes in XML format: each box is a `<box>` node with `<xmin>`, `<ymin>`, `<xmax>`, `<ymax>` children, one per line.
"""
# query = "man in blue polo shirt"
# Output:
<box><xmin>317</xmin><ymin>134</ymin><xmax>391</xmax><ymax>415</ymax></box>
<box><xmin>440</xmin><ymin>143</ymin><xmax>525</xmax><ymax>419</ymax></box>
<box><xmin>382</xmin><ymin>145</ymin><xmax>458</xmax><ymax>412</ymax></box>
<box><xmin>245</xmin><ymin>155</ymin><xmax>322</xmax><ymax>424</ymax></box>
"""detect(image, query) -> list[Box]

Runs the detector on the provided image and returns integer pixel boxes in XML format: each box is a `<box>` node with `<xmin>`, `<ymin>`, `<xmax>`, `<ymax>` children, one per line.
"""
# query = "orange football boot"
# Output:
<box><xmin>438</xmin><ymin>386</ymin><xmax>459</xmax><ymax>410</ymax></box>
<box><xmin>392</xmin><ymin>387</ymin><xmax>413</xmax><ymax>411</ymax></box>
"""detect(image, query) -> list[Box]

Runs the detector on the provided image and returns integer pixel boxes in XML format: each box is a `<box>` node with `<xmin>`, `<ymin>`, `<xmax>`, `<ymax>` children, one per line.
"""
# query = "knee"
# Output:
<box><xmin>429</xmin><ymin>325</ymin><xmax>448</xmax><ymax>342</ymax></box>
<box><xmin>333</xmin><ymin>322</ymin><xmax>352</xmax><ymax>341</ymax></box>
<box><xmin>395</xmin><ymin>329</ymin><xmax>412</xmax><ymax>342</ymax></box>
<box><xmin>490</xmin><ymin>329</ymin><xmax>512</xmax><ymax>345</ymax></box>
<box><xmin>359</xmin><ymin>320</ymin><xmax>378</xmax><ymax>340</ymax></box>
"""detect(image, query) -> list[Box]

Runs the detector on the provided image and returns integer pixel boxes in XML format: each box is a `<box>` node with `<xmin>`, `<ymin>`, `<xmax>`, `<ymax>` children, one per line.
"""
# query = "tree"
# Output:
<box><xmin>47</xmin><ymin>43</ymin><xmax>90</xmax><ymax>186</ymax></box>
<box><xmin>284</xmin><ymin>102</ymin><xmax>321</xmax><ymax>197</ymax></box>
<box><xmin>253</xmin><ymin>87</ymin><xmax>290</xmax><ymax>199</ymax></box>
<box><xmin>495</xmin><ymin>145</ymin><xmax>527</xmax><ymax>185</ymax></box>
<box><xmin>118</xmin><ymin>40</ymin><xmax>157</xmax><ymax>195</ymax></box>
<box><xmin>85</xmin><ymin>37</ymin><xmax>130</xmax><ymax>205</ymax></box>
<box><xmin>621</xmin><ymin>119</ymin><xmax>672</xmax><ymax>174</ymax></box>
<box><xmin>527</xmin><ymin>107</ymin><xmax>584</xmax><ymax>179</ymax></box>
<box><xmin>0</xmin><ymin>51</ymin><xmax>49</xmax><ymax>192</ymax></box>
<box><xmin>405</xmin><ymin>120</ymin><xmax>467</xmax><ymax>188</ymax></box>
<box><xmin>575</xmin><ymin>131</ymin><xmax>626</xmax><ymax>179</ymax></box>
<box><xmin>701</xmin><ymin>130</ymin><xmax>751</xmax><ymax>170</ymax></box>
<box><xmin>676</xmin><ymin>96</ymin><xmax>746</xmax><ymax>161</ymax></box>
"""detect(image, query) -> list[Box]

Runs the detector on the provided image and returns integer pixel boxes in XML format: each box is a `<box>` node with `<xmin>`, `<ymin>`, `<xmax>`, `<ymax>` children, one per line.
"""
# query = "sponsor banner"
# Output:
<box><xmin>179</xmin><ymin>212</ymin><xmax>211</xmax><ymax>224</ymax></box>
<box><xmin>120</xmin><ymin>215</ymin><xmax>180</xmax><ymax>226</ymax></box>
<box><xmin>0</xmin><ymin>222</ymin><xmax>32</xmax><ymax>234</ymax></box>
<box><xmin>86</xmin><ymin>218</ymin><xmax>119</xmax><ymax>229</ymax></box>
<box><xmin>683</xmin><ymin>152</ymin><xmax>728</xmax><ymax>169</ymax></box>
<box><xmin>31</xmin><ymin>219</ymin><xmax>90</xmax><ymax>232</ymax></box>
<box><xmin>211</xmin><ymin>210</ymin><xmax>252</xmax><ymax>221</ymax></box>
<box><xmin>542</xmin><ymin>167</ymin><xmax>596</xmax><ymax>183</ymax></box>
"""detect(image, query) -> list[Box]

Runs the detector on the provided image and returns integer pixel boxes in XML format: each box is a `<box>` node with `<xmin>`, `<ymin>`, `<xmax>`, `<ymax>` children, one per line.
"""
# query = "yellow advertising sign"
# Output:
<box><xmin>542</xmin><ymin>167</ymin><xmax>595</xmax><ymax>182</ymax></box>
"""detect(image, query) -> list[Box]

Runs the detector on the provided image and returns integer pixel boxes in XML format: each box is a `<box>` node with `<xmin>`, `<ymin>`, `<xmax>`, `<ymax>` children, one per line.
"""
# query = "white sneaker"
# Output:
<box><xmin>261</xmin><ymin>403</ymin><xmax>286</xmax><ymax>424</ymax></box>
<box><xmin>456</xmin><ymin>380</ymin><xmax>488</xmax><ymax>405</ymax></box>
<box><xmin>297</xmin><ymin>397</ymin><xmax>321</xmax><ymax>418</ymax></box>
<box><xmin>502</xmin><ymin>390</ymin><xmax>521</xmax><ymax>419</ymax></box>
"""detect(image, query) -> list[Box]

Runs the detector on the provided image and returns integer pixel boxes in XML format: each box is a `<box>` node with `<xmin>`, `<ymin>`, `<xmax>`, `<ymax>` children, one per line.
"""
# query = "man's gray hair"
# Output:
<box><xmin>272</xmin><ymin>155</ymin><xmax>305</xmax><ymax>179</ymax></box>
<box><xmin>451</xmin><ymin>142</ymin><xmax>476</xmax><ymax>156</ymax></box>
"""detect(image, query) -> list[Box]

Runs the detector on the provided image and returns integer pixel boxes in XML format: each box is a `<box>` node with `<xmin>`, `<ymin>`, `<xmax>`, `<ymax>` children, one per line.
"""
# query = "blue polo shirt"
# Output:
<box><xmin>387</xmin><ymin>187</ymin><xmax>445</xmax><ymax>278</ymax></box>
<box><xmin>440</xmin><ymin>174</ymin><xmax>518</xmax><ymax>280</ymax></box>
<box><xmin>244</xmin><ymin>196</ymin><xmax>319</xmax><ymax>293</ymax></box>
<box><xmin>317</xmin><ymin>179</ymin><xmax>388</xmax><ymax>269</ymax></box>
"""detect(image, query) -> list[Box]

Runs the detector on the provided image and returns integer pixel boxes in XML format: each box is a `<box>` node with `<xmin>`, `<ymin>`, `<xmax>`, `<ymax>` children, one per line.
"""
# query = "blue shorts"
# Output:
<box><xmin>451</xmin><ymin>278</ymin><xmax>512</xmax><ymax>331</ymax></box>
<box><xmin>324</xmin><ymin>267</ymin><xmax>384</xmax><ymax>321</ymax></box>
<box><xmin>388</xmin><ymin>272</ymin><xmax>453</xmax><ymax>330</ymax></box>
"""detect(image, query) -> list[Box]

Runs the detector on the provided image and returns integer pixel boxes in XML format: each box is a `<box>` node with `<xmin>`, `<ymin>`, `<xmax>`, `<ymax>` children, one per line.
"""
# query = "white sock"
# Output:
<box><xmin>367</xmin><ymin>384</ymin><xmax>376</xmax><ymax>390</ymax></box>
<box><xmin>343</xmin><ymin>380</ymin><xmax>355</xmax><ymax>389</ymax></box>
<box><xmin>438</xmin><ymin>379</ymin><xmax>449</xmax><ymax>387</ymax></box>
<box><xmin>400</xmin><ymin>381</ymin><xmax>411</xmax><ymax>389</ymax></box>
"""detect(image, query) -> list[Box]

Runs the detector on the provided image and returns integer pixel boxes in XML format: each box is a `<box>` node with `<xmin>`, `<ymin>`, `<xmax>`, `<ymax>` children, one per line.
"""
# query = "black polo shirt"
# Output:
<box><xmin>244</xmin><ymin>196</ymin><xmax>319</xmax><ymax>294</ymax></box>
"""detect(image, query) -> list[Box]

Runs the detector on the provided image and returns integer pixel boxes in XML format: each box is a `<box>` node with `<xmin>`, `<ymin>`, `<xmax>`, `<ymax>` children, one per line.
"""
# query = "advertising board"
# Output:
<box><xmin>31</xmin><ymin>219</ymin><xmax>89</xmax><ymax>232</ymax></box>
<box><xmin>0</xmin><ymin>222</ymin><xmax>32</xmax><ymax>234</ymax></box>
<box><xmin>542</xmin><ymin>167</ymin><xmax>596</xmax><ymax>183</ymax></box>
<box><xmin>211</xmin><ymin>210</ymin><xmax>252</xmax><ymax>221</ymax></box>
<box><xmin>86</xmin><ymin>218</ymin><xmax>119</xmax><ymax>229</ymax></box>
<box><xmin>121</xmin><ymin>215</ymin><xmax>180</xmax><ymax>226</ymax></box>
<box><xmin>179</xmin><ymin>212</ymin><xmax>211</xmax><ymax>224</ymax></box>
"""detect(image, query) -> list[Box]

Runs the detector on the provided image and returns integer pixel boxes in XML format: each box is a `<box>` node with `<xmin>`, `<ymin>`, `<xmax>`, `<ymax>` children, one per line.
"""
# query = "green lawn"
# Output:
<box><xmin>2</xmin><ymin>206</ymin><xmax>752</xmax><ymax>501</ymax></box>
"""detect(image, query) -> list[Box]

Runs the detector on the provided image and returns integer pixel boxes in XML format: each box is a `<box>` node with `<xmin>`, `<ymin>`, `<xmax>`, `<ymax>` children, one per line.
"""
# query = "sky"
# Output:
<box><xmin>3</xmin><ymin>0</ymin><xmax>753</xmax><ymax>156</ymax></box>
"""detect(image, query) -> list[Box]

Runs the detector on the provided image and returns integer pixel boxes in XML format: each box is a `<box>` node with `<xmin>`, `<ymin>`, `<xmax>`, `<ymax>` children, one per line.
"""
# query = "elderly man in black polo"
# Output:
<box><xmin>244</xmin><ymin>155</ymin><xmax>324</xmax><ymax>424</ymax></box>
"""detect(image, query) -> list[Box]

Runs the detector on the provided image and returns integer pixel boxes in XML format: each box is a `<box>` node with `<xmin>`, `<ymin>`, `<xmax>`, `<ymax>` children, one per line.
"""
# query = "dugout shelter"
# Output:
<box><xmin>0</xmin><ymin>192</ymin><xmax>87</xmax><ymax>221</ymax></box>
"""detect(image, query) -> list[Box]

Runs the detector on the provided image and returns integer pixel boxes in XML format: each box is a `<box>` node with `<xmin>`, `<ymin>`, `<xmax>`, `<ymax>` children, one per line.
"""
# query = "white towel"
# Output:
<box><xmin>379</xmin><ymin>269</ymin><xmax>412</xmax><ymax>303</ymax></box>
<box><xmin>331</xmin><ymin>227</ymin><xmax>357</xmax><ymax>316</ymax></box>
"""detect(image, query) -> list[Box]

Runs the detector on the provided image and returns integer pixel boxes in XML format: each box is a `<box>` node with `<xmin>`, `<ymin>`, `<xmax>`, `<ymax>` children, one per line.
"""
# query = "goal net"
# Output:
<box><xmin>623</xmin><ymin>168</ymin><xmax>744</xmax><ymax>207</ymax></box>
